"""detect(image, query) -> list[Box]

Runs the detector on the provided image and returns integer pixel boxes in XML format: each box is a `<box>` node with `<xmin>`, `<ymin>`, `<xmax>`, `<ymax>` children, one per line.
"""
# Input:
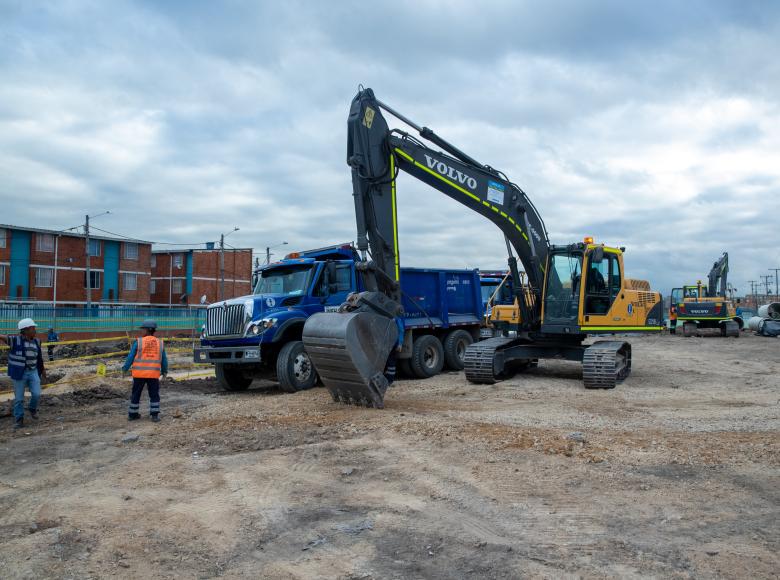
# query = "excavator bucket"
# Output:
<box><xmin>302</xmin><ymin>311</ymin><xmax>398</xmax><ymax>408</ymax></box>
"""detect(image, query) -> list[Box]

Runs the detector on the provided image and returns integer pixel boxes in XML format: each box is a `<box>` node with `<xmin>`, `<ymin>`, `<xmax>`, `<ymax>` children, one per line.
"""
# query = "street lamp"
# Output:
<box><xmin>219</xmin><ymin>227</ymin><xmax>240</xmax><ymax>301</ymax></box>
<box><xmin>265</xmin><ymin>241</ymin><xmax>288</xmax><ymax>264</ymax></box>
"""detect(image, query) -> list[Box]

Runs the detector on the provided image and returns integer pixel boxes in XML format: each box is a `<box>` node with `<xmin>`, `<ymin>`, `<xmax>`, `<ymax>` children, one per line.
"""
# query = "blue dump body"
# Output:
<box><xmin>399</xmin><ymin>268</ymin><xmax>483</xmax><ymax>330</ymax></box>
<box><xmin>194</xmin><ymin>244</ymin><xmax>484</xmax><ymax>391</ymax></box>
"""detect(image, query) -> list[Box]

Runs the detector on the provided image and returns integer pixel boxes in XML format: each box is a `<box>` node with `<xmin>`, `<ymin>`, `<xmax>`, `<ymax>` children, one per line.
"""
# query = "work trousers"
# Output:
<box><xmin>47</xmin><ymin>345</ymin><xmax>56</xmax><ymax>361</ymax></box>
<box><xmin>13</xmin><ymin>369</ymin><xmax>41</xmax><ymax>420</ymax></box>
<box><xmin>129</xmin><ymin>377</ymin><xmax>160</xmax><ymax>417</ymax></box>
<box><xmin>384</xmin><ymin>351</ymin><xmax>397</xmax><ymax>385</ymax></box>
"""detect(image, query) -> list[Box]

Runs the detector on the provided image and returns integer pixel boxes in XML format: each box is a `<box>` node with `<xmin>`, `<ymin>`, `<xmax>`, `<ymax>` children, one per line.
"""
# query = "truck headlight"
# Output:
<box><xmin>200</xmin><ymin>324</ymin><xmax>206</xmax><ymax>339</ymax></box>
<box><xmin>261</xmin><ymin>318</ymin><xmax>277</xmax><ymax>329</ymax></box>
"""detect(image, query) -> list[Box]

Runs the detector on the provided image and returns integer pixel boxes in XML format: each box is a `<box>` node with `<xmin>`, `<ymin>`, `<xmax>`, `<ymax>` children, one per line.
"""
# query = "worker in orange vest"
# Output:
<box><xmin>122</xmin><ymin>320</ymin><xmax>168</xmax><ymax>422</ymax></box>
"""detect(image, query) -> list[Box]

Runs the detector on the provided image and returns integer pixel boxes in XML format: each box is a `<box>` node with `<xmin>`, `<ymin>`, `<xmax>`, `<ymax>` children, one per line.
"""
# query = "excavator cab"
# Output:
<box><xmin>543</xmin><ymin>242</ymin><xmax>660</xmax><ymax>332</ymax></box>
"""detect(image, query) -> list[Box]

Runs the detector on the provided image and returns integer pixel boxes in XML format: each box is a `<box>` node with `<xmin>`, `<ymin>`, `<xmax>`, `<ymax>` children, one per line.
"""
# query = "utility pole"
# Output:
<box><xmin>219</xmin><ymin>227</ymin><xmax>239</xmax><ymax>302</ymax></box>
<box><xmin>760</xmin><ymin>275</ymin><xmax>772</xmax><ymax>302</ymax></box>
<box><xmin>220</xmin><ymin>234</ymin><xmax>225</xmax><ymax>302</ymax></box>
<box><xmin>85</xmin><ymin>214</ymin><xmax>91</xmax><ymax>309</ymax></box>
<box><xmin>770</xmin><ymin>268</ymin><xmax>780</xmax><ymax>301</ymax></box>
<box><xmin>83</xmin><ymin>211</ymin><xmax>110</xmax><ymax>310</ymax></box>
<box><xmin>748</xmin><ymin>280</ymin><xmax>757</xmax><ymax>308</ymax></box>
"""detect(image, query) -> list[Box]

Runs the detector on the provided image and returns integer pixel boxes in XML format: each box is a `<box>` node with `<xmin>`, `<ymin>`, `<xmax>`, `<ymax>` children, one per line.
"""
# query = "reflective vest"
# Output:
<box><xmin>6</xmin><ymin>335</ymin><xmax>41</xmax><ymax>380</ymax></box>
<box><xmin>131</xmin><ymin>336</ymin><xmax>163</xmax><ymax>379</ymax></box>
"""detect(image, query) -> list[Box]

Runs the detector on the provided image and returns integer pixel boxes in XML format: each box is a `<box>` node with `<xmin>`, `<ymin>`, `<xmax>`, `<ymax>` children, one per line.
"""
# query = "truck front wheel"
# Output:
<box><xmin>410</xmin><ymin>335</ymin><xmax>445</xmax><ymax>379</ymax></box>
<box><xmin>443</xmin><ymin>329</ymin><xmax>473</xmax><ymax>370</ymax></box>
<box><xmin>276</xmin><ymin>340</ymin><xmax>318</xmax><ymax>392</ymax></box>
<box><xmin>215</xmin><ymin>364</ymin><xmax>252</xmax><ymax>392</ymax></box>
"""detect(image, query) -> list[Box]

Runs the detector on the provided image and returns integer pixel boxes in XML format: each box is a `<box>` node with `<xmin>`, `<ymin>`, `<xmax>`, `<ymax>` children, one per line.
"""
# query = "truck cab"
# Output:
<box><xmin>194</xmin><ymin>245</ymin><xmax>357</xmax><ymax>392</ymax></box>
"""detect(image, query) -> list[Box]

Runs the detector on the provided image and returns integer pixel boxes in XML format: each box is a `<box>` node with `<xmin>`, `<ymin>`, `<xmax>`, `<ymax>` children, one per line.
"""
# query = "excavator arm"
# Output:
<box><xmin>707</xmin><ymin>252</ymin><xmax>729</xmax><ymax>298</ymax></box>
<box><xmin>347</xmin><ymin>88</ymin><xmax>550</xmax><ymax>327</ymax></box>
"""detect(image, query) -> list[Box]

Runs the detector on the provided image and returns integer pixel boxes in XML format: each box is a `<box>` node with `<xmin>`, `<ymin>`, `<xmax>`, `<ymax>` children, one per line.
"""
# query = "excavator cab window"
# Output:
<box><xmin>584</xmin><ymin>252</ymin><xmax>621</xmax><ymax>315</ymax></box>
<box><xmin>544</xmin><ymin>251</ymin><xmax>583</xmax><ymax>322</ymax></box>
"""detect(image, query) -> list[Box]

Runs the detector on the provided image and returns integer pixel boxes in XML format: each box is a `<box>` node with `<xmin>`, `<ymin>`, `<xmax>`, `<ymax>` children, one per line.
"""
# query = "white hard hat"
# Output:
<box><xmin>18</xmin><ymin>318</ymin><xmax>37</xmax><ymax>330</ymax></box>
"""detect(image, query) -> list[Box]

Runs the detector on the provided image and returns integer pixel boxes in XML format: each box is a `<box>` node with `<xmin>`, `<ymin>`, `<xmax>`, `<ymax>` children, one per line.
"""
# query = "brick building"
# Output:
<box><xmin>0</xmin><ymin>224</ymin><xmax>152</xmax><ymax>305</ymax></box>
<box><xmin>150</xmin><ymin>248</ymin><xmax>253</xmax><ymax>306</ymax></box>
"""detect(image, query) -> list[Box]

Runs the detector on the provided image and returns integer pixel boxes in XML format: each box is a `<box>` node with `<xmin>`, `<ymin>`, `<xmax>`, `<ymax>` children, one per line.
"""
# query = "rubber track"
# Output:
<box><xmin>582</xmin><ymin>340</ymin><xmax>631</xmax><ymax>389</ymax></box>
<box><xmin>463</xmin><ymin>337</ymin><xmax>515</xmax><ymax>384</ymax></box>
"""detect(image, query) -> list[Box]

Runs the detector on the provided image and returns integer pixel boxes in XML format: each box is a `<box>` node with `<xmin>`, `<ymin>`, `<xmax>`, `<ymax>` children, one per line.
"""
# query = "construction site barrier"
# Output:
<box><xmin>0</xmin><ymin>304</ymin><xmax>206</xmax><ymax>335</ymax></box>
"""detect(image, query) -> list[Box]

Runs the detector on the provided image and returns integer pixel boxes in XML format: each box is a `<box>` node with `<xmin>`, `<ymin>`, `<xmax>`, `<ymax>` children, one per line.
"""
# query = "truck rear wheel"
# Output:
<box><xmin>443</xmin><ymin>329</ymin><xmax>473</xmax><ymax>370</ymax></box>
<box><xmin>215</xmin><ymin>364</ymin><xmax>252</xmax><ymax>392</ymax></box>
<box><xmin>277</xmin><ymin>340</ymin><xmax>318</xmax><ymax>393</ymax></box>
<box><xmin>410</xmin><ymin>335</ymin><xmax>444</xmax><ymax>379</ymax></box>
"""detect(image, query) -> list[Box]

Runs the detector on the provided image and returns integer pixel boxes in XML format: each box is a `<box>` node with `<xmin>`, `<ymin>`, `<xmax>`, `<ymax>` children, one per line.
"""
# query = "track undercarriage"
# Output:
<box><xmin>464</xmin><ymin>336</ymin><xmax>632</xmax><ymax>389</ymax></box>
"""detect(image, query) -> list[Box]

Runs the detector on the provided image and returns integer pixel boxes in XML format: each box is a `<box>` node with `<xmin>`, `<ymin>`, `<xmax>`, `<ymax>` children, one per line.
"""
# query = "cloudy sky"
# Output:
<box><xmin>1</xmin><ymin>0</ymin><xmax>779</xmax><ymax>295</ymax></box>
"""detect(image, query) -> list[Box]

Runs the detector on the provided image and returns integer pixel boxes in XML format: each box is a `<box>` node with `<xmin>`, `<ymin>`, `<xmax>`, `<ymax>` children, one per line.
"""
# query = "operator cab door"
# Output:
<box><xmin>312</xmin><ymin>260</ymin><xmax>355</xmax><ymax>312</ymax></box>
<box><xmin>580</xmin><ymin>248</ymin><xmax>628</xmax><ymax>327</ymax></box>
<box><xmin>542</xmin><ymin>250</ymin><xmax>583</xmax><ymax>331</ymax></box>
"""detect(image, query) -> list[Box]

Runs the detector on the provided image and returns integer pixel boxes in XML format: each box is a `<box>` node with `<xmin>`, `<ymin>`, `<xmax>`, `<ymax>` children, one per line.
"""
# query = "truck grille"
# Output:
<box><xmin>206</xmin><ymin>304</ymin><xmax>246</xmax><ymax>337</ymax></box>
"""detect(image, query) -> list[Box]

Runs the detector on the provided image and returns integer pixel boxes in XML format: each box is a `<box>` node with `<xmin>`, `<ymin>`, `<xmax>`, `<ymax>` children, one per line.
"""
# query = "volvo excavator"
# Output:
<box><xmin>669</xmin><ymin>253</ymin><xmax>741</xmax><ymax>337</ymax></box>
<box><xmin>302</xmin><ymin>88</ymin><xmax>664</xmax><ymax>408</ymax></box>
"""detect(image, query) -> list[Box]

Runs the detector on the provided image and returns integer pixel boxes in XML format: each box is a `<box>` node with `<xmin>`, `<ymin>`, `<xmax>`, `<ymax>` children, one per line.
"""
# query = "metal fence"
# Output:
<box><xmin>0</xmin><ymin>304</ymin><xmax>206</xmax><ymax>335</ymax></box>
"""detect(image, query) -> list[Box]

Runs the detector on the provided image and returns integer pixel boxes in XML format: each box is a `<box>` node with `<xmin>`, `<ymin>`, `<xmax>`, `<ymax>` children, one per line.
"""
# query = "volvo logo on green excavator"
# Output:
<box><xmin>424</xmin><ymin>154</ymin><xmax>478</xmax><ymax>190</ymax></box>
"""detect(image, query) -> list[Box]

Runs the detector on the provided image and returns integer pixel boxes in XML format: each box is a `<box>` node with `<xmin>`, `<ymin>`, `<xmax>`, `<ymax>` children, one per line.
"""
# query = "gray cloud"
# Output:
<box><xmin>1</xmin><ymin>0</ymin><xmax>779</xmax><ymax>296</ymax></box>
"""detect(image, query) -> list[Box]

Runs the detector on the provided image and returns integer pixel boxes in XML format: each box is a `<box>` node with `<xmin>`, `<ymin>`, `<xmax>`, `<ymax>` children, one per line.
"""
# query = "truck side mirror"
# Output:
<box><xmin>590</xmin><ymin>247</ymin><xmax>604</xmax><ymax>264</ymax></box>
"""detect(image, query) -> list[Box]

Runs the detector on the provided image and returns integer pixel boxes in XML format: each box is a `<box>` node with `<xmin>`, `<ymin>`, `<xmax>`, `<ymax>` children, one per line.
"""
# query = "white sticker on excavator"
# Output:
<box><xmin>487</xmin><ymin>180</ymin><xmax>505</xmax><ymax>205</ymax></box>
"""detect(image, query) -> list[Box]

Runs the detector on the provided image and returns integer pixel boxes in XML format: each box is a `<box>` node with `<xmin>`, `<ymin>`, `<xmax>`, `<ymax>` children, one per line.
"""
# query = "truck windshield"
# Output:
<box><xmin>254</xmin><ymin>265</ymin><xmax>313</xmax><ymax>295</ymax></box>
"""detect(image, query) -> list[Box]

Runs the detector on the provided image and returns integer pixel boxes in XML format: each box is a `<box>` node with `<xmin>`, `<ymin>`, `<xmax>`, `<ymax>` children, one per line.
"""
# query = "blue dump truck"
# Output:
<box><xmin>194</xmin><ymin>244</ymin><xmax>483</xmax><ymax>392</ymax></box>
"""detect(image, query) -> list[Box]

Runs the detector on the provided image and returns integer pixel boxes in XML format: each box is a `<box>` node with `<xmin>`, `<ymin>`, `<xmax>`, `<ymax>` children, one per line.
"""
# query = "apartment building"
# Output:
<box><xmin>0</xmin><ymin>224</ymin><xmax>152</xmax><ymax>305</ymax></box>
<box><xmin>150</xmin><ymin>248</ymin><xmax>253</xmax><ymax>306</ymax></box>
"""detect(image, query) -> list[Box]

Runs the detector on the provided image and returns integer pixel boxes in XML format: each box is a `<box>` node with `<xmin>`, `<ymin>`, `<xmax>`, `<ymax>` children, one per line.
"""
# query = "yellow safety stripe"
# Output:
<box><xmin>393</xmin><ymin>146</ymin><xmax>545</xmax><ymax>277</ymax></box>
<box><xmin>582</xmin><ymin>326</ymin><xmax>664</xmax><ymax>331</ymax></box>
<box><xmin>390</xmin><ymin>153</ymin><xmax>400</xmax><ymax>281</ymax></box>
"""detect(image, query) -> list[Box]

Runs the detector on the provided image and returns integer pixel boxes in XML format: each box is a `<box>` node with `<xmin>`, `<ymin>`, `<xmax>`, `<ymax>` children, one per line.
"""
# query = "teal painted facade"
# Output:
<box><xmin>185</xmin><ymin>251</ymin><xmax>193</xmax><ymax>294</ymax></box>
<box><xmin>9</xmin><ymin>230</ymin><xmax>31</xmax><ymax>298</ymax></box>
<box><xmin>103</xmin><ymin>240</ymin><xmax>119</xmax><ymax>300</ymax></box>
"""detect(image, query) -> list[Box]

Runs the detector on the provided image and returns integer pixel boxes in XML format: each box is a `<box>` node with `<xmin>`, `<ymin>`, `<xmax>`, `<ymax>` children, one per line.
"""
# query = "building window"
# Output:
<box><xmin>172</xmin><ymin>279</ymin><xmax>183</xmax><ymax>293</ymax></box>
<box><xmin>84</xmin><ymin>271</ymin><xmax>101</xmax><ymax>289</ymax></box>
<box><xmin>36</xmin><ymin>233</ymin><xmax>55</xmax><ymax>252</ymax></box>
<box><xmin>124</xmin><ymin>242</ymin><xmax>138</xmax><ymax>260</ymax></box>
<box><xmin>34</xmin><ymin>267</ymin><xmax>54</xmax><ymax>288</ymax></box>
<box><xmin>88</xmin><ymin>239</ymin><xmax>101</xmax><ymax>257</ymax></box>
<box><xmin>0</xmin><ymin>265</ymin><xmax>6</xmax><ymax>285</ymax></box>
<box><xmin>150</xmin><ymin>279</ymin><xmax>156</xmax><ymax>294</ymax></box>
<box><xmin>0</xmin><ymin>228</ymin><xmax>6</xmax><ymax>248</ymax></box>
<box><xmin>173</xmin><ymin>254</ymin><xmax>183</xmax><ymax>269</ymax></box>
<box><xmin>123</xmin><ymin>273</ymin><xmax>138</xmax><ymax>291</ymax></box>
<box><xmin>151</xmin><ymin>254</ymin><xmax>157</xmax><ymax>268</ymax></box>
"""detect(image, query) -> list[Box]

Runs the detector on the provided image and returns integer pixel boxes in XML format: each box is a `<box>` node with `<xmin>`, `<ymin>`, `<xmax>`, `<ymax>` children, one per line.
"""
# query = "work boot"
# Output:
<box><xmin>29</xmin><ymin>409</ymin><xmax>38</xmax><ymax>420</ymax></box>
<box><xmin>14</xmin><ymin>417</ymin><xmax>23</xmax><ymax>430</ymax></box>
<box><xmin>128</xmin><ymin>413</ymin><xmax>141</xmax><ymax>421</ymax></box>
<box><xmin>150</xmin><ymin>414</ymin><xmax>160</xmax><ymax>423</ymax></box>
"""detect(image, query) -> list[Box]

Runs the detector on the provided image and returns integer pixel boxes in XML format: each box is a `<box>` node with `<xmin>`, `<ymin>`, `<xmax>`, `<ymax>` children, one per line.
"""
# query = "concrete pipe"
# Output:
<box><xmin>747</xmin><ymin>316</ymin><xmax>765</xmax><ymax>332</ymax></box>
<box><xmin>757</xmin><ymin>303</ymin><xmax>780</xmax><ymax>320</ymax></box>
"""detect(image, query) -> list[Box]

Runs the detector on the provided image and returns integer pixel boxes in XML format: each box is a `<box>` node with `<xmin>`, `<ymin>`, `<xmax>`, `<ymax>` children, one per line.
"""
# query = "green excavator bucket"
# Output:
<box><xmin>303</xmin><ymin>311</ymin><xmax>398</xmax><ymax>408</ymax></box>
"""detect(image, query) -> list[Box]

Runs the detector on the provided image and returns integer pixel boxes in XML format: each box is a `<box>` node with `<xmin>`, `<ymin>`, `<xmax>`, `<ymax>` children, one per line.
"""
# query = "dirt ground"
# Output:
<box><xmin>0</xmin><ymin>333</ymin><xmax>777</xmax><ymax>579</ymax></box>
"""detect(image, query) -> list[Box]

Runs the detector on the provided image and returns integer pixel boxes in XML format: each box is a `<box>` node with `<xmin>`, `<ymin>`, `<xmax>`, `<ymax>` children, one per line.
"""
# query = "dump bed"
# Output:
<box><xmin>399</xmin><ymin>267</ymin><xmax>483</xmax><ymax>328</ymax></box>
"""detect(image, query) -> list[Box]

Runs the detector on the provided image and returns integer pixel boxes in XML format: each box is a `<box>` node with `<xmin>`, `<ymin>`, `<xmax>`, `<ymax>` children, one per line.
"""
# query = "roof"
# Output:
<box><xmin>0</xmin><ymin>223</ymin><xmax>151</xmax><ymax>244</ymax></box>
<box><xmin>151</xmin><ymin>247</ymin><xmax>253</xmax><ymax>254</ymax></box>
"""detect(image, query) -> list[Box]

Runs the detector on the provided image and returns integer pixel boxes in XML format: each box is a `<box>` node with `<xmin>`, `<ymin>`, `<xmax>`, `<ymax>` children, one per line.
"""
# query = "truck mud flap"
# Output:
<box><xmin>302</xmin><ymin>311</ymin><xmax>397</xmax><ymax>408</ymax></box>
